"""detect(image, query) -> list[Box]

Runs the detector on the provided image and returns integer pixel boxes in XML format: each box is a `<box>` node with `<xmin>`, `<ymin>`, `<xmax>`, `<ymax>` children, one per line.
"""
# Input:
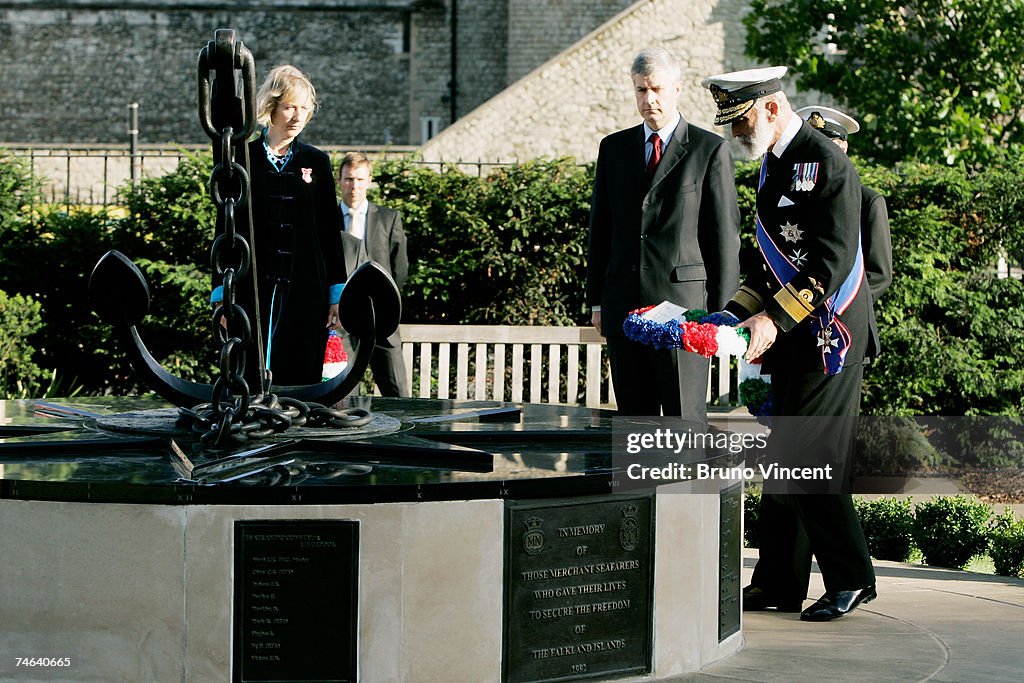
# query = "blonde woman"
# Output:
<box><xmin>214</xmin><ymin>65</ymin><xmax>344</xmax><ymax>386</ymax></box>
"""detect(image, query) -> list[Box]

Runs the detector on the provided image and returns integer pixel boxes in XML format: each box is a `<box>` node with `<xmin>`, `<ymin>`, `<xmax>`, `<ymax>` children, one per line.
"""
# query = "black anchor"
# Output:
<box><xmin>87</xmin><ymin>29</ymin><xmax>400</xmax><ymax>430</ymax></box>
<box><xmin>88</xmin><ymin>252</ymin><xmax>400</xmax><ymax>409</ymax></box>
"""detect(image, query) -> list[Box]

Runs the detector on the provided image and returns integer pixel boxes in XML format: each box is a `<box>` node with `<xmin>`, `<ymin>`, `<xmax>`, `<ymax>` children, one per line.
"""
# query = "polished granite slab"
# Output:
<box><xmin>0</xmin><ymin>396</ymin><xmax>627</xmax><ymax>504</ymax></box>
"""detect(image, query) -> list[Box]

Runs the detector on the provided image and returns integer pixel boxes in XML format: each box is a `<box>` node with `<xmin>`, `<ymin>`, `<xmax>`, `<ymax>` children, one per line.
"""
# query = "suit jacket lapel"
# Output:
<box><xmin>649</xmin><ymin>117</ymin><xmax>689</xmax><ymax>190</ymax></box>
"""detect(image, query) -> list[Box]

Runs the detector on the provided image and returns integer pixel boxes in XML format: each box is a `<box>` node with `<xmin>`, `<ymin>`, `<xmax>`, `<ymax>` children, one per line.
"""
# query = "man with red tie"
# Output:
<box><xmin>587</xmin><ymin>47</ymin><xmax>740</xmax><ymax>421</ymax></box>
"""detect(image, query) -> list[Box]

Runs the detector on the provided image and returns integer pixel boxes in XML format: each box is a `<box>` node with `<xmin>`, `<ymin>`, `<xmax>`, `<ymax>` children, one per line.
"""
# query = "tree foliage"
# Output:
<box><xmin>0</xmin><ymin>289</ymin><xmax>45</xmax><ymax>398</ymax></box>
<box><xmin>744</xmin><ymin>0</ymin><xmax>1024</xmax><ymax>166</ymax></box>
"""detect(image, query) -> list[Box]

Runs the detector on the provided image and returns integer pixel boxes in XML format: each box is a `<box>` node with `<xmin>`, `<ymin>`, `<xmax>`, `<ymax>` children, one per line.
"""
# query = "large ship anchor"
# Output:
<box><xmin>87</xmin><ymin>29</ymin><xmax>402</xmax><ymax>447</ymax></box>
<box><xmin>88</xmin><ymin>252</ymin><xmax>399</xmax><ymax>409</ymax></box>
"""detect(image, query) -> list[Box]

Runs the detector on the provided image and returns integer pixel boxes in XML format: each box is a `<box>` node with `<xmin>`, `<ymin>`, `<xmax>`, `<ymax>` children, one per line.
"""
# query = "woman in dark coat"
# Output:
<box><xmin>214</xmin><ymin>65</ymin><xmax>345</xmax><ymax>388</ymax></box>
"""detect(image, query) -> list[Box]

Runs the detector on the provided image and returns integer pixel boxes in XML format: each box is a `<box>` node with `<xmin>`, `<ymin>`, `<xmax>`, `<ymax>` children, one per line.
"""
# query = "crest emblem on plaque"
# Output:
<box><xmin>522</xmin><ymin>516</ymin><xmax>545</xmax><ymax>555</ymax></box>
<box><xmin>619</xmin><ymin>503</ymin><xmax>640</xmax><ymax>551</ymax></box>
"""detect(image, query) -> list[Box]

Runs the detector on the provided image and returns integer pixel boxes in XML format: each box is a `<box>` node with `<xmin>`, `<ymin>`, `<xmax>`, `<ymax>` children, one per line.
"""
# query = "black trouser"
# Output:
<box><xmin>751</xmin><ymin>363</ymin><xmax>875</xmax><ymax>598</ymax></box>
<box><xmin>606</xmin><ymin>335</ymin><xmax>708</xmax><ymax>423</ymax></box>
<box><xmin>369</xmin><ymin>343</ymin><xmax>410</xmax><ymax>397</ymax></box>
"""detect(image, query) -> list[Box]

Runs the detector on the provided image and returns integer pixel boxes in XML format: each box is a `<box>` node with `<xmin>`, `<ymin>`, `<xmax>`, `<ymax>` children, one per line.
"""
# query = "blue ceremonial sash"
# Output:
<box><xmin>755</xmin><ymin>157</ymin><xmax>865</xmax><ymax>374</ymax></box>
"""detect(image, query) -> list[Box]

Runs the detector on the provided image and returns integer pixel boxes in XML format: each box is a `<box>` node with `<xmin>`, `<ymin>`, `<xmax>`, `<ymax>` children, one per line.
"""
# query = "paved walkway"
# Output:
<box><xmin>675</xmin><ymin>550</ymin><xmax>1024</xmax><ymax>682</ymax></box>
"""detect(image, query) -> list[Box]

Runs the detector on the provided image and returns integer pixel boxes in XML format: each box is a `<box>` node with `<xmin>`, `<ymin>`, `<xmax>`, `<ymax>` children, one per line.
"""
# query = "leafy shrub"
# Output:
<box><xmin>0</xmin><ymin>289</ymin><xmax>46</xmax><ymax>398</ymax></box>
<box><xmin>913</xmin><ymin>495</ymin><xmax>991</xmax><ymax>569</ymax></box>
<box><xmin>744</xmin><ymin>484</ymin><xmax>761</xmax><ymax>548</ymax></box>
<box><xmin>854</xmin><ymin>417</ymin><xmax>949</xmax><ymax>476</ymax></box>
<box><xmin>988</xmin><ymin>508</ymin><xmax>1024</xmax><ymax>578</ymax></box>
<box><xmin>854</xmin><ymin>497</ymin><xmax>916</xmax><ymax>562</ymax></box>
<box><xmin>117</xmin><ymin>151</ymin><xmax>215</xmax><ymax>268</ymax></box>
<box><xmin>861</xmin><ymin>161</ymin><xmax>1024</xmax><ymax>417</ymax></box>
<box><xmin>371</xmin><ymin>157</ymin><xmax>593</xmax><ymax>325</ymax></box>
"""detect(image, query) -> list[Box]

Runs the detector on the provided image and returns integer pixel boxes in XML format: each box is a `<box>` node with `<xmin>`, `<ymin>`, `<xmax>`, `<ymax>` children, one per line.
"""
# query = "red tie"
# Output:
<box><xmin>646</xmin><ymin>132</ymin><xmax>663</xmax><ymax>178</ymax></box>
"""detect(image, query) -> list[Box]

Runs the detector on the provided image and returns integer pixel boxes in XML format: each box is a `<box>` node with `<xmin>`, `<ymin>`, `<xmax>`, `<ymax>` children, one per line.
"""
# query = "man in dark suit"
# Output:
<box><xmin>337</xmin><ymin>152</ymin><xmax>410</xmax><ymax>397</ymax></box>
<box><xmin>587</xmin><ymin>47</ymin><xmax>740</xmax><ymax>421</ymax></box>
<box><xmin>702</xmin><ymin>67</ymin><xmax>877</xmax><ymax>621</ymax></box>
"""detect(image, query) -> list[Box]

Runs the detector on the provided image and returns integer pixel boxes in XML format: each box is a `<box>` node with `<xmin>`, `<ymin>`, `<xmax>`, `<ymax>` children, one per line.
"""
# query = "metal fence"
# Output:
<box><xmin>7</xmin><ymin>144</ymin><xmax>1024</xmax><ymax>278</ymax></box>
<box><xmin>3</xmin><ymin>144</ymin><xmax>514</xmax><ymax>210</ymax></box>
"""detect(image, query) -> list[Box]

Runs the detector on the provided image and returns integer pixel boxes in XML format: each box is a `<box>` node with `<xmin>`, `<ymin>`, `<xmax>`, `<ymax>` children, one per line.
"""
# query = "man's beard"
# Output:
<box><xmin>737</xmin><ymin>111</ymin><xmax>773</xmax><ymax>160</ymax></box>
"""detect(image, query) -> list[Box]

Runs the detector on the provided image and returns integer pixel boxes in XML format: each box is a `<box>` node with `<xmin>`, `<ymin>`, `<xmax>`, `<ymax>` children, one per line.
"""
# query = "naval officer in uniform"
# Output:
<box><xmin>701</xmin><ymin>67</ymin><xmax>877</xmax><ymax>621</ymax></box>
<box><xmin>795</xmin><ymin>105</ymin><xmax>893</xmax><ymax>310</ymax></box>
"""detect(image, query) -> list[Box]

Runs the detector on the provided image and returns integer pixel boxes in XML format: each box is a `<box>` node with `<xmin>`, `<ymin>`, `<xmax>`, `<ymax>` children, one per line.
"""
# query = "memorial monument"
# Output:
<box><xmin>0</xmin><ymin>30</ymin><xmax>744</xmax><ymax>682</ymax></box>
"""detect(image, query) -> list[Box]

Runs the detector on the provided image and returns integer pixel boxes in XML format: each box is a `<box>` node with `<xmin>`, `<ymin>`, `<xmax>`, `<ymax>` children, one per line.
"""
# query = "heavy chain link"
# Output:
<box><xmin>184</xmin><ymin>29</ymin><xmax>372</xmax><ymax>448</ymax></box>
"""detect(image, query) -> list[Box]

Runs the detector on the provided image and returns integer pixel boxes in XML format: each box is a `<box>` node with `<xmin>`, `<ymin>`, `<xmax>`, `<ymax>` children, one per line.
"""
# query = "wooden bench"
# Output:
<box><xmin>397</xmin><ymin>325</ymin><xmax>741</xmax><ymax>410</ymax></box>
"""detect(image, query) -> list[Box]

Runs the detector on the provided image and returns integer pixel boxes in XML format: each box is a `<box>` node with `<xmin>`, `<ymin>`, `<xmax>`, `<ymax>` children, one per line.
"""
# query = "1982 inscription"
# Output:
<box><xmin>504</xmin><ymin>497</ymin><xmax>653</xmax><ymax>683</ymax></box>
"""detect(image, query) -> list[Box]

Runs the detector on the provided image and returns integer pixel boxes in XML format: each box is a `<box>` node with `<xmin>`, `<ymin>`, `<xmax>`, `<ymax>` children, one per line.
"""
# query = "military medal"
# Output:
<box><xmin>817</xmin><ymin>326</ymin><xmax>839</xmax><ymax>353</ymax></box>
<box><xmin>789</xmin><ymin>248</ymin><xmax>808</xmax><ymax>267</ymax></box>
<box><xmin>780</xmin><ymin>221</ymin><xmax>803</xmax><ymax>242</ymax></box>
<box><xmin>792</xmin><ymin>162</ymin><xmax>819</xmax><ymax>191</ymax></box>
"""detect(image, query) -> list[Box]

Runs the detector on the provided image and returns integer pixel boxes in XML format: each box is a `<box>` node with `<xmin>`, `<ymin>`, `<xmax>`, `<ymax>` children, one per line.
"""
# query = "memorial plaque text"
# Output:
<box><xmin>719</xmin><ymin>483</ymin><xmax>741</xmax><ymax>641</ymax></box>
<box><xmin>504</xmin><ymin>496</ymin><xmax>654</xmax><ymax>683</ymax></box>
<box><xmin>234</xmin><ymin>520</ymin><xmax>358</xmax><ymax>683</ymax></box>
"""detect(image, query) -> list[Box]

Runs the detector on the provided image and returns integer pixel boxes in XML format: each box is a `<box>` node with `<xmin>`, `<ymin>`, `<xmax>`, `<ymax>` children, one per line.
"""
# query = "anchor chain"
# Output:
<box><xmin>184</xmin><ymin>29</ymin><xmax>370</xmax><ymax>448</ymax></box>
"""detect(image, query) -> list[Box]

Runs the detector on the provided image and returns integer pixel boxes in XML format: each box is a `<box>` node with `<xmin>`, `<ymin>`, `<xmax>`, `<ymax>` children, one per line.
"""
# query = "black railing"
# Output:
<box><xmin>3</xmin><ymin>144</ymin><xmax>516</xmax><ymax>210</ymax></box>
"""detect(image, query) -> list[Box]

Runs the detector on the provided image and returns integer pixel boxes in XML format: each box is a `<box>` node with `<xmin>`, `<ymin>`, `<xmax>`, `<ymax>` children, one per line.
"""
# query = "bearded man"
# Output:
<box><xmin>701</xmin><ymin>67</ymin><xmax>877</xmax><ymax>622</ymax></box>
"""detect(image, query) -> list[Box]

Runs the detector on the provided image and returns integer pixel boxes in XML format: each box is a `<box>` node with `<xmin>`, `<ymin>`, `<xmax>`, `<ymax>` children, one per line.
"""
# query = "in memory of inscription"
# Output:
<box><xmin>504</xmin><ymin>497</ymin><xmax>654</xmax><ymax>683</ymax></box>
<box><xmin>233</xmin><ymin>520</ymin><xmax>358</xmax><ymax>683</ymax></box>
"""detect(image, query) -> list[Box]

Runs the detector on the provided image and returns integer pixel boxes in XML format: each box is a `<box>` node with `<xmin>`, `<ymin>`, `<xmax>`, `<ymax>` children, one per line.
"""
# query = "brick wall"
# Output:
<box><xmin>1</xmin><ymin>1</ymin><xmax>788</xmax><ymax>162</ymax></box>
<box><xmin>506</xmin><ymin>0</ymin><xmax>634</xmax><ymax>83</ymax></box>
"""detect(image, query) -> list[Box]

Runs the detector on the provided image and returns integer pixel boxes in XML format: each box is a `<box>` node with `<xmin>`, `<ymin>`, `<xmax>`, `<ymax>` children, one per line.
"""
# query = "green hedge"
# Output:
<box><xmin>989</xmin><ymin>507</ymin><xmax>1024</xmax><ymax>578</ymax></box>
<box><xmin>855</xmin><ymin>497</ymin><xmax>916</xmax><ymax>563</ymax></box>
<box><xmin>746</xmin><ymin>492</ymin><xmax>1024</xmax><ymax>577</ymax></box>
<box><xmin>0</xmin><ymin>289</ymin><xmax>45</xmax><ymax>397</ymax></box>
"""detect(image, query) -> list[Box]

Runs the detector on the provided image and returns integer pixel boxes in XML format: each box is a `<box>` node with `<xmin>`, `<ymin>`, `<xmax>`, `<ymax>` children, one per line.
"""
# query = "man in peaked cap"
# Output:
<box><xmin>587</xmin><ymin>47</ymin><xmax>740</xmax><ymax>422</ymax></box>
<box><xmin>701</xmin><ymin>69</ymin><xmax>877</xmax><ymax>621</ymax></box>
<box><xmin>796</xmin><ymin>105</ymin><xmax>893</xmax><ymax>309</ymax></box>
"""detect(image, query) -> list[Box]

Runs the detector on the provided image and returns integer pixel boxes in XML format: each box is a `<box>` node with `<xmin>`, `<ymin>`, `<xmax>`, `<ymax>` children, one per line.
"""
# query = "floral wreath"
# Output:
<box><xmin>623</xmin><ymin>305</ymin><xmax>772</xmax><ymax>421</ymax></box>
<box><xmin>623</xmin><ymin>306</ymin><xmax>751</xmax><ymax>357</ymax></box>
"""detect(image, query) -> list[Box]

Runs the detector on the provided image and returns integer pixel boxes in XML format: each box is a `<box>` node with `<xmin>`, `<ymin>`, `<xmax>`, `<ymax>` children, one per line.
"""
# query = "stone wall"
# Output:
<box><xmin>421</xmin><ymin>0</ymin><xmax>759</xmax><ymax>163</ymax></box>
<box><xmin>0</xmin><ymin>0</ymin><xmax>513</xmax><ymax>147</ymax></box>
<box><xmin>1</xmin><ymin>1</ymin><xmax>794</xmax><ymax>162</ymax></box>
<box><xmin>506</xmin><ymin>0</ymin><xmax>635</xmax><ymax>83</ymax></box>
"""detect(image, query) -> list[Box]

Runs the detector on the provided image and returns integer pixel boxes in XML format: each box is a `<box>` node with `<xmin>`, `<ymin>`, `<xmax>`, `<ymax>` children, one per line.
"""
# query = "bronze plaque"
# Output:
<box><xmin>719</xmin><ymin>483</ymin><xmax>742</xmax><ymax>641</ymax></box>
<box><xmin>233</xmin><ymin>520</ymin><xmax>358</xmax><ymax>682</ymax></box>
<box><xmin>504</xmin><ymin>496</ymin><xmax>654</xmax><ymax>683</ymax></box>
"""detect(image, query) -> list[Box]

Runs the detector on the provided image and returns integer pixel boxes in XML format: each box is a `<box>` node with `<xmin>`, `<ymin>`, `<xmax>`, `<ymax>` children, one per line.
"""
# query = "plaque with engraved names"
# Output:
<box><xmin>233</xmin><ymin>520</ymin><xmax>358</xmax><ymax>683</ymax></box>
<box><xmin>504</xmin><ymin>496</ymin><xmax>654</xmax><ymax>683</ymax></box>
<box><xmin>719</xmin><ymin>483</ymin><xmax>742</xmax><ymax>641</ymax></box>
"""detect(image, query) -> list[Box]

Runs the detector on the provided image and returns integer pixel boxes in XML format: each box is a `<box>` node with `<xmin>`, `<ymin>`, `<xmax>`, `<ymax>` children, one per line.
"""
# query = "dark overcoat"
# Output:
<box><xmin>223</xmin><ymin>136</ymin><xmax>345</xmax><ymax>386</ymax></box>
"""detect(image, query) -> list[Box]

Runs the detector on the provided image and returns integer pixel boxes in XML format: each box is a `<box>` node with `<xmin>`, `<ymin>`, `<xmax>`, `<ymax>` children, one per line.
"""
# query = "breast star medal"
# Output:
<box><xmin>780</xmin><ymin>222</ymin><xmax>804</xmax><ymax>243</ymax></box>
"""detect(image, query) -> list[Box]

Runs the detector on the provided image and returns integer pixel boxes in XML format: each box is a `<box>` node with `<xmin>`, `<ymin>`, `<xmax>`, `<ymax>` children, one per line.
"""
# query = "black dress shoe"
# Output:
<box><xmin>800</xmin><ymin>586</ymin><xmax>877</xmax><ymax>621</ymax></box>
<box><xmin>742</xmin><ymin>585</ymin><xmax>803</xmax><ymax>612</ymax></box>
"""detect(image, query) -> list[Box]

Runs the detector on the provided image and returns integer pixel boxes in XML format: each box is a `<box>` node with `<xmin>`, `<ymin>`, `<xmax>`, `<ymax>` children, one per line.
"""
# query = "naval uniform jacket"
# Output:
<box><xmin>587</xmin><ymin>117</ymin><xmax>741</xmax><ymax>332</ymax></box>
<box><xmin>725</xmin><ymin>121</ymin><xmax>878</xmax><ymax>376</ymax></box>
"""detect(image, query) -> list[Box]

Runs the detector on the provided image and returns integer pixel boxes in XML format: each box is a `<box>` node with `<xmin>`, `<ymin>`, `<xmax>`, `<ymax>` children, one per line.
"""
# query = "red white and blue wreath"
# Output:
<box><xmin>623</xmin><ymin>303</ymin><xmax>772</xmax><ymax>421</ymax></box>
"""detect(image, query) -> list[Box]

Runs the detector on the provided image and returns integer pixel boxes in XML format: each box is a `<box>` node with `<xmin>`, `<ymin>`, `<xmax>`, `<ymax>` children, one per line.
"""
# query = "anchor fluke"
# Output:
<box><xmin>89</xmin><ymin>250</ymin><xmax>151</xmax><ymax>326</ymax></box>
